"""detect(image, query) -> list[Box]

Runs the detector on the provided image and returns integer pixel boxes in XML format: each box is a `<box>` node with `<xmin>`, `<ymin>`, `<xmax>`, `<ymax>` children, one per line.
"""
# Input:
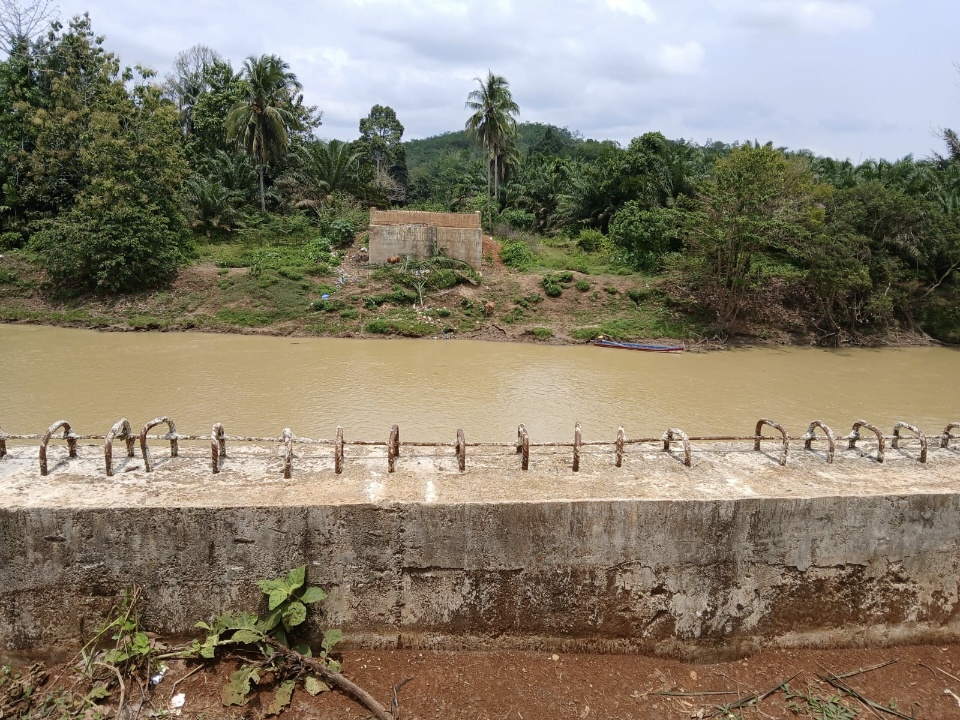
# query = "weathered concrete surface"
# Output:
<box><xmin>368</xmin><ymin>209</ymin><xmax>483</xmax><ymax>268</ymax></box>
<box><xmin>1</xmin><ymin>441</ymin><xmax>958</xmax><ymax>659</ymax></box>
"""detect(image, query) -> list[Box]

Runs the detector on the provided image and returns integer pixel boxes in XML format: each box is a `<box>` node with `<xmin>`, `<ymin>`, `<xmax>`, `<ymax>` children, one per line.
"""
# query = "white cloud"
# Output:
<box><xmin>723</xmin><ymin>0</ymin><xmax>873</xmax><ymax>33</ymax></box>
<box><xmin>656</xmin><ymin>40</ymin><xmax>704</xmax><ymax>74</ymax></box>
<box><xmin>606</xmin><ymin>0</ymin><xmax>657</xmax><ymax>22</ymax></box>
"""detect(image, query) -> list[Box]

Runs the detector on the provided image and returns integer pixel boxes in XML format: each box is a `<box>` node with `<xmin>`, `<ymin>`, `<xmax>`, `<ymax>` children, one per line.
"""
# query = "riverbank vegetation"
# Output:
<box><xmin>0</xmin><ymin>4</ymin><xmax>958</xmax><ymax>345</ymax></box>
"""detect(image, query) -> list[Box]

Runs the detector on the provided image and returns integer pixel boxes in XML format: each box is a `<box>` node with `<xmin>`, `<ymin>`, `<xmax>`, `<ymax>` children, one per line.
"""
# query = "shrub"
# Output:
<box><xmin>530</xmin><ymin>327</ymin><xmax>553</xmax><ymax>339</ymax></box>
<box><xmin>500</xmin><ymin>208</ymin><xmax>536</xmax><ymax>231</ymax></box>
<box><xmin>576</xmin><ymin>229</ymin><xmax>607</xmax><ymax>253</ymax></box>
<box><xmin>575</xmin><ymin>279</ymin><xmax>591</xmax><ymax>292</ymax></box>
<box><xmin>543</xmin><ymin>282</ymin><xmax>563</xmax><ymax>298</ymax></box>
<box><xmin>320</xmin><ymin>218</ymin><xmax>357</xmax><ymax>248</ymax></box>
<box><xmin>499</xmin><ymin>239</ymin><xmax>536</xmax><ymax>270</ymax></box>
<box><xmin>426</xmin><ymin>268</ymin><xmax>458</xmax><ymax>290</ymax></box>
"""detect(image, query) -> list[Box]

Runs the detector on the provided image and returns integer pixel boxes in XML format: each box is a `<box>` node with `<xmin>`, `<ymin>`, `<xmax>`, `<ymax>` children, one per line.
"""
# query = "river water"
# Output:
<box><xmin>0</xmin><ymin>324</ymin><xmax>957</xmax><ymax>443</ymax></box>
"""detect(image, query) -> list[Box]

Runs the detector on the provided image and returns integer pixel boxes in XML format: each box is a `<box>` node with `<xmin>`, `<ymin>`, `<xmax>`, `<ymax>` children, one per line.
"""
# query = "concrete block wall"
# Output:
<box><xmin>368</xmin><ymin>209</ymin><xmax>482</xmax><ymax>268</ymax></box>
<box><xmin>3</xmin><ymin>494</ymin><xmax>959</xmax><ymax>659</ymax></box>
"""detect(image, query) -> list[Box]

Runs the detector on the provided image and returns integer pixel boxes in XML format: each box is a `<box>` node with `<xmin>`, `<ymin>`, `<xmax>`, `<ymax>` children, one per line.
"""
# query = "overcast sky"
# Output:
<box><xmin>50</xmin><ymin>0</ymin><xmax>959</xmax><ymax>161</ymax></box>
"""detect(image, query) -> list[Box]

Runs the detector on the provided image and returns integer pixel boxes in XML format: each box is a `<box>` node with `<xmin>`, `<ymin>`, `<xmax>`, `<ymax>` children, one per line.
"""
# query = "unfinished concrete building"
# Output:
<box><xmin>368</xmin><ymin>209</ymin><xmax>482</xmax><ymax>269</ymax></box>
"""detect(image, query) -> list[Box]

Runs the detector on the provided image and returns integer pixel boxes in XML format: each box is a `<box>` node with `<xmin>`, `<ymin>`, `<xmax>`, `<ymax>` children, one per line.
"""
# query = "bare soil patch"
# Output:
<box><xmin>10</xmin><ymin>644</ymin><xmax>960</xmax><ymax>719</ymax></box>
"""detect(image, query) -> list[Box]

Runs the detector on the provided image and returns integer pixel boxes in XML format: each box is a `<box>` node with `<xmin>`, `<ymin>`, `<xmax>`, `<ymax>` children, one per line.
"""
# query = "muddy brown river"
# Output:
<box><xmin>1</xmin><ymin>324</ymin><xmax>957</xmax><ymax>442</ymax></box>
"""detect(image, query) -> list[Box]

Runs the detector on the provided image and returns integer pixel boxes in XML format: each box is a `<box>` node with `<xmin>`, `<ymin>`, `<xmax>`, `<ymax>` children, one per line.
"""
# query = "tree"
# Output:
<box><xmin>683</xmin><ymin>144</ymin><xmax>827</xmax><ymax>334</ymax></box>
<box><xmin>358</xmin><ymin>105</ymin><xmax>408</xmax><ymax>204</ymax></box>
<box><xmin>163</xmin><ymin>44</ymin><xmax>224</xmax><ymax>137</ymax></box>
<box><xmin>0</xmin><ymin>0</ymin><xmax>56</xmax><ymax>54</ymax></box>
<box><xmin>25</xmin><ymin>16</ymin><xmax>189</xmax><ymax>292</ymax></box>
<box><xmin>358</xmin><ymin>104</ymin><xmax>403</xmax><ymax>175</ymax></box>
<box><xmin>280</xmin><ymin>139</ymin><xmax>361</xmax><ymax>214</ymax></box>
<box><xmin>465</xmin><ymin>71</ymin><xmax>519</xmax><ymax>229</ymax></box>
<box><xmin>226</xmin><ymin>54</ymin><xmax>304</xmax><ymax>212</ymax></box>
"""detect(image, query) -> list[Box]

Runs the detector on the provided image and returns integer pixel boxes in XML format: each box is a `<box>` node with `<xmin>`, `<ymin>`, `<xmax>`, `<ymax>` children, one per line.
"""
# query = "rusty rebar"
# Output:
<box><xmin>573</xmin><ymin>422</ymin><xmax>582</xmax><ymax>472</ymax></box>
<box><xmin>942</xmin><ymin>422</ymin><xmax>960</xmax><ymax>449</ymax></box>
<box><xmin>517</xmin><ymin>424</ymin><xmax>529</xmax><ymax>470</ymax></box>
<box><xmin>335</xmin><ymin>426</ymin><xmax>344</xmax><ymax>475</ymax></box>
<box><xmin>211</xmin><ymin>423</ymin><xmax>226</xmax><ymax>474</ymax></box>
<box><xmin>4</xmin><ymin>417</ymin><xmax>958</xmax><ymax>478</ymax></box>
<box><xmin>140</xmin><ymin>417</ymin><xmax>178</xmax><ymax>473</ymax></box>
<box><xmin>105</xmin><ymin>418</ymin><xmax>135</xmax><ymax>477</ymax></box>
<box><xmin>661</xmin><ymin>428</ymin><xmax>692</xmax><ymax>467</ymax></box>
<box><xmin>892</xmin><ymin>422</ymin><xmax>927</xmax><ymax>464</ymax></box>
<box><xmin>755</xmin><ymin>419</ymin><xmax>788</xmax><ymax>466</ymax></box>
<box><xmin>388</xmin><ymin>425</ymin><xmax>399</xmax><ymax>473</ymax></box>
<box><xmin>803</xmin><ymin>420</ymin><xmax>837</xmax><ymax>464</ymax></box>
<box><xmin>848</xmin><ymin>419</ymin><xmax>885</xmax><ymax>463</ymax></box>
<box><xmin>615</xmin><ymin>426</ymin><xmax>624</xmax><ymax>467</ymax></box>
<box><xmin>39</xmin><ymin>420</ymin><xmax>76</xmax><ymax>476</ymax></box>
<box><xmin>282</xmin><ymin>427</ymin><xmax>293</xmax><ymax>479</ymax></box>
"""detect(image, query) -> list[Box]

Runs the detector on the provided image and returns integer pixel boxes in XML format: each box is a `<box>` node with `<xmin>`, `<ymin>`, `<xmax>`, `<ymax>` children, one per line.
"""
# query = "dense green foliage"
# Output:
<box><xmin>0</xmin><ymin>3</ymin><xmax>957</xmax><ymax>343</ymax></box>
<box><xmin>1</xmin><ymin>15</ymin><xmax>189</xmax><ymax>292</ymax></box>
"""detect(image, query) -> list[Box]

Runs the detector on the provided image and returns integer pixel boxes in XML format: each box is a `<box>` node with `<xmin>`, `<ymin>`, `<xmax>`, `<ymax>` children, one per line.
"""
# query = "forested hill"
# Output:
<box><xmin>0</xmin><ymin>9</ymin><xmax>958</xmax><ymax>346</ymax></box>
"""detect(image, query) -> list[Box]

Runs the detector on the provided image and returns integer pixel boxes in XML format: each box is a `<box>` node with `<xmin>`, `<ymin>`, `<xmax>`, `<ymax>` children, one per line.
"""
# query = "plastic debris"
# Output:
<box><xmin>150</xmin><ymin>663</ymin><xmax>168</xmax><ymax>685</ymax></box>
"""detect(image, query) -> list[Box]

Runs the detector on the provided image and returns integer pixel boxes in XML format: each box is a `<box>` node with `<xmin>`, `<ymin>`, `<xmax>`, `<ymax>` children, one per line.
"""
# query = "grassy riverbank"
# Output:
<box><xmin>0</xmin><ymin>233</ymin><xmax>947</xmax><ymax>348</ymax></box>
<box><xmin>0</xmin><ymin>235</ymin><xmax>712</xmax><ymax>346</ymax></box>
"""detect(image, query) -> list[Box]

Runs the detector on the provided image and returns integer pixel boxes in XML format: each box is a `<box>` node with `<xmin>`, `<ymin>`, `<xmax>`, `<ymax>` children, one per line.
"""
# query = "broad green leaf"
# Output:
<box><xmin>305</xmin><ymin>676</ymin><xmax>329</xmax><ymax>695</ymax></box>
<box><xmin>221</xmin><ymin>666</ymin><xmax>259</xmax><ymax>707</ymax></box>
<box><xmin>194</xmin><ymin>621</ymin><xmax>212</xmax><ymax>631</ymax></box>
<box><xmin>286</xmin><ymin>565</ymin><xmax>306</xmax><ymax>591</ymax></box>
<box><xmin>199</xmin><ymin>636</ymin><xmax>218</xmax><ymax>659</ymax></box>
<box><xmin>132</xmin><ymin>632</ymin><xmax>151</xmax><ymax>655</ymax></box>
<box><xmin>259</xmin><ymin>606</ymin><xmax>282</xmax><ymax>632</ymax></box>
<box><xmin>327</xmin><ymin>658</ymin><xmax>342</xmax><ymax>674</ymax></box>
<box><xmin>321</xmin><ymin>629</ymin><xmax>343</xmax><ymax>653</ymax></box>
<box><xmin>293</xmin><ymin>641</ymin><xmax>313</xmax><ymax>658</ymax></box>
<box><xmin>265</xmin><ymin>679</ymin><xmax>296</xmax><ymax>716</ymax></box>
<box><xmin>300</xmin><ymin>586</ymin><xmax>327</xmax><ymax>604</ymax></box>
<box><xmin>268</xmin><ymin>588</ymin><xmax>289</xmax><ymax>611</ymax></box>
<box><xmin>282</xmin><ymin>601</ymin><xmax>307</xmax><ymax>629</ymax></box>
<box><xmin>272</xmin><ymin>627</ymin><xmax>289</xmax><ymax>648</ymax></box>
<box><xmin>257</xmin><ymin>578</ymin><xmax>283</xmax><ymax>594</ymax></box>
<box><xmin>230</xmin><ymin>629</ymin><xmax>262</xmax><ymax>645</ymax></box>
<box><xmin>233</xmin><ymin>611</ymin><xmax>260</xmax><ymax>629</ymax></box>
<box><xmin>85</xmin><ymin>684</ymin><xmax>111</xmax><ymax>701</ymax></box>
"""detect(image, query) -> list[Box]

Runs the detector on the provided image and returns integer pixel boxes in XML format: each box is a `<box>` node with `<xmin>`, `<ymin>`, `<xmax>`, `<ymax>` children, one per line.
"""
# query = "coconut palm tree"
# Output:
<box><xmin>226</xmin><ymin>54</ymin><xmax>303</xmax><ymax>212</ymax></box>
<box><xmin>465</xmin><ymin>71</ymin><xmax>519</xmax><ymax>230</ymax></box>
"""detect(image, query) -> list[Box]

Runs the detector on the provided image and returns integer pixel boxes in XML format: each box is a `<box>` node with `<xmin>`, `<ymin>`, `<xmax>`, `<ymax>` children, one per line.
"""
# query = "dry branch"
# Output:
<box><xmin>261</xmin><ymin>635</ymin><xmax>396</xmax><ymax>720</ymax></box>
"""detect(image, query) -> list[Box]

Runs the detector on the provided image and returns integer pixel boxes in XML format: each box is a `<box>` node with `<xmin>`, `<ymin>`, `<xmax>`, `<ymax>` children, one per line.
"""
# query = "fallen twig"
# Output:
<box><xmin>170</xmin><ymin>664</ymin><xmax>204</xmax><ymax>696</ymax></box>
<box><xmin>391</xmin><ymin>677</ymin><xmax>413</xmax><ymax>718</ymax></box>
<box><xmin>93</xmin><ymin>661</ymin><xmax>125</xmax><ymax>720</ymax></box>
<box><xmin>937</xmin><ymin>666</ymin><xmax>960</xmax><ymax>684</ymax></box>
<box><xmin>653</xmin><ymin>690</ymin><xmax>738</xmax><ymax>697</ymax></box>
<box><xmin>817</xmin><ymin>673</ymin><xmax>914</xmax><ymax>719</ymax></box>
<box><xmin>707</xmin><ymin>673</ymin><xmax>798</xmax><ymax>716</ymax></box>
<box><xmin>830</xmin><ymin>659</ymin><xmax>897</xmax><ymax>680</ymax></box>
<box><xmin>261</xmin><ymin>635</ymin><xmax>394</xmax><ymax>720</ymax></box>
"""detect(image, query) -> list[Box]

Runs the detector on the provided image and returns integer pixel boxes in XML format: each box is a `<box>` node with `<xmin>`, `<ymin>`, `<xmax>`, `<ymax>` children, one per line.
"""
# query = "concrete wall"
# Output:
<box><xmin>368</xmin><ymin>209</ymin><xmax>482</xmax><ymax>268</ymax></box>
<box><xmin>3</xmin><ymin>494</ymin><xmax>959</xmax><ymax>659</ymax></box>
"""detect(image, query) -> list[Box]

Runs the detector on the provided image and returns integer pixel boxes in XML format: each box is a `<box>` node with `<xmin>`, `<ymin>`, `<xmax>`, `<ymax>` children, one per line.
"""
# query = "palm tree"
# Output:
<box><xmin>226</xmin><ymin>54</ymin><xmax>303</xmax><ymax>212</ymax></box>
<box><xmin>279</xmin><ymin>140</ymin><xmax>361</xmax><ymax>214</ymax></box>
<box><xmin>465</xmin><ymin>71</ymin><xmax>519</xmax><ymax>230</ymax></box>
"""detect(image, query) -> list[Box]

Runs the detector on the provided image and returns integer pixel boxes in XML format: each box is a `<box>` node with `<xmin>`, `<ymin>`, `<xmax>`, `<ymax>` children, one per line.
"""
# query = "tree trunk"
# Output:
<box><xmin>486</xmin><ymin>155</ymin><xmax>492</xmax><ymax>232</ymax></box>
<box><xmin>494</xmin><ymin>154</ymin><xmax>499</xmax><ymax>218</ymax></box>
<box><xmin>258</xmin><ymin>164</ymin><xmax>266</xmax><ymax>213</ymax></box>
